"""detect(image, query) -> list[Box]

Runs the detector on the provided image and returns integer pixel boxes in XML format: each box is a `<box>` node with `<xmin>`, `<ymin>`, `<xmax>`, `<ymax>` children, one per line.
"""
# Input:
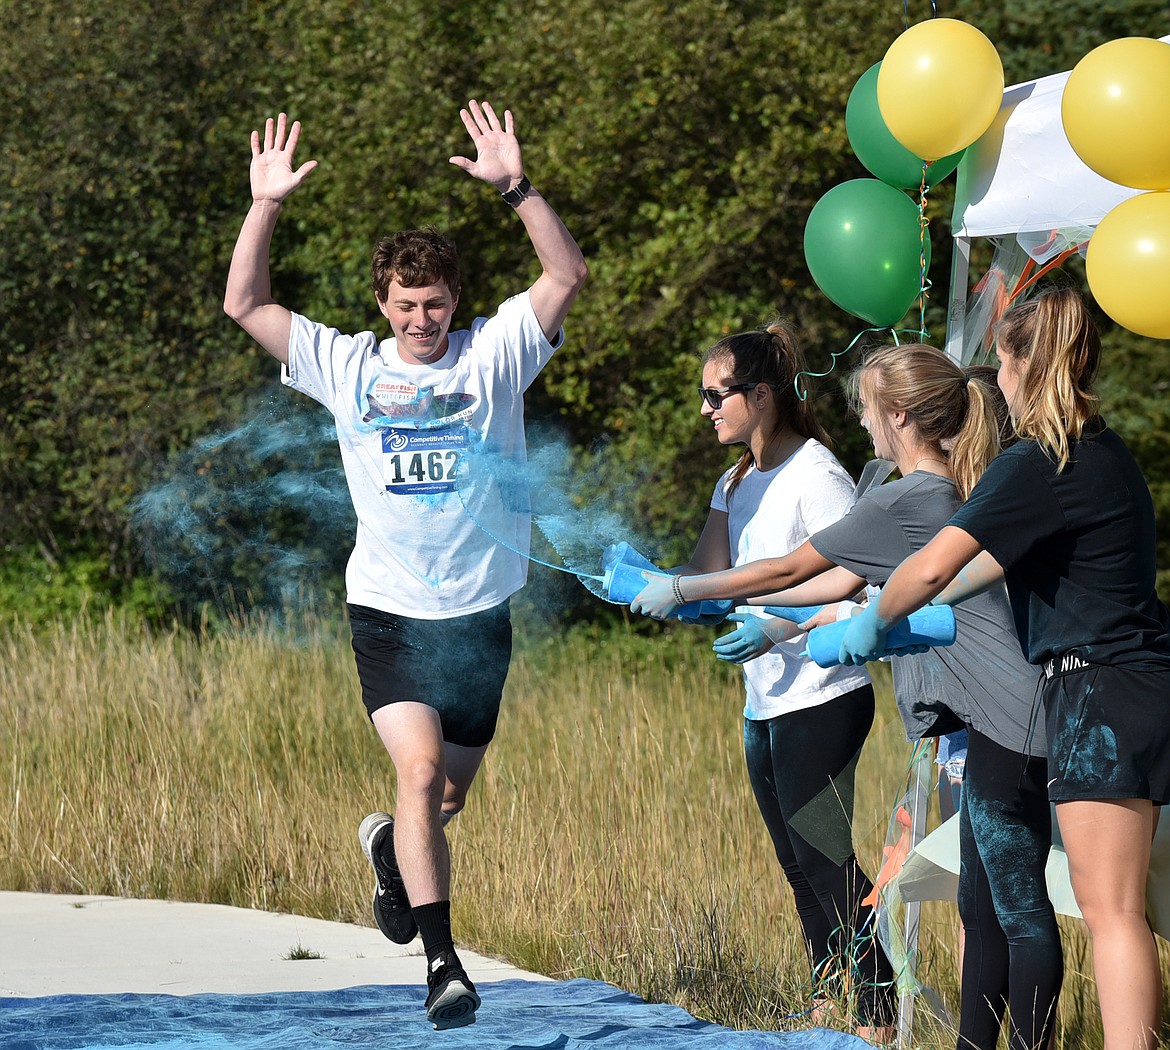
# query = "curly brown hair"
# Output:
<box><xmin>371</xmin><ymin>226</ymin><xmax>461</xmax><ymax>303</ymax></box>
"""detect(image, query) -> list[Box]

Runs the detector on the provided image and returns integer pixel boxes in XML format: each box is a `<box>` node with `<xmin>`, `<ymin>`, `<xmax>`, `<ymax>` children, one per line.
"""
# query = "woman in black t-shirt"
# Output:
<box><xmin>839</xmin><ymin>288</ymin><xmax>1170</xmax><ymax>1050</ymax></box>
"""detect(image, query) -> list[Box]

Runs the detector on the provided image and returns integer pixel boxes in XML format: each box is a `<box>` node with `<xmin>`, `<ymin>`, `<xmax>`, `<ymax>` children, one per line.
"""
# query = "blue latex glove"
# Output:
<box><xmin>837</xmin><ymin>602</ymin><xmax>892</xmax><ymax>665</ymax></box>
<box><xmin>629</xmin><ymin>572</ymin><xmax>681</xmax><ymax>620</ymax></box>
<box><xmin>828</xmin><ymin>601</ymin><xmax>929</xmax><ymax>659</ymax></box>
<box><xmin>712</xmin><ymin>612</ymin><xmax>786</xmax><ymax>664</ymax></box>
<box><xmin>678</xmin><ymin>599</ymin><xmax>734</xmax><ymax>626</ymax></box>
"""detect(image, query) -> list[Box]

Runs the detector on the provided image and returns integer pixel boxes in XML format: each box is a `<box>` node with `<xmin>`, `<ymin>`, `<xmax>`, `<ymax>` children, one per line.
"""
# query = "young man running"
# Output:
<box><xmin>224</xmin><ymin>101</ymin><xmax>587</xmax><ymax>1029</ymax></box>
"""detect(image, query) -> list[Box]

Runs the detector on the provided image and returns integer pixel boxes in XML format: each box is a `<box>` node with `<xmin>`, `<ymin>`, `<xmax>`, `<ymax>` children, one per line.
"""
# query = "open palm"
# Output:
<box><xmin>449</xmin><ymin>100</ymin><xmax>522</xmax><ymax>191</ymax></box>
<box><xmin>250</xmin><ymin>113</ymin><xmax>318</xmax><ymax>203</ymax></box>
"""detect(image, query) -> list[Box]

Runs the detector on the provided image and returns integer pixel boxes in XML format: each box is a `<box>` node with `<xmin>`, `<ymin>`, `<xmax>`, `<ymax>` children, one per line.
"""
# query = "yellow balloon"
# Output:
<box><xmin>877</xmin><ymin>18</ymin><xmax>1004</xmax><ymax>162</ymax></box>
<box><xmin>1061</xmin><ymin>38</ymin><xmax>1170</xmax><ymax>191</ymax></box>
<box><xmin>1086</xmin><ymin>192</ymin><xmax>1170</xmax><ymax>340</ymax></box>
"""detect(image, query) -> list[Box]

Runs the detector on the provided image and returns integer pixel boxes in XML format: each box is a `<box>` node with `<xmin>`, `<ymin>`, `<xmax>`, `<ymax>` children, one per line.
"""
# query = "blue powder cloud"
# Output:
<box><xmin>131</xmin><ymin>406</ymin><xmax>653</xmax><ymax>618</ymax></box>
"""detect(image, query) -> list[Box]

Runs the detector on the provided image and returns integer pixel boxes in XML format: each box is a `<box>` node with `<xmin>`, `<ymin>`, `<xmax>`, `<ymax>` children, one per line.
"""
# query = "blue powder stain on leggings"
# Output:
<box><xmin>963</xmin><ymin>793</ymin><xmax>1053</xmax><ymax>931</ymax></box>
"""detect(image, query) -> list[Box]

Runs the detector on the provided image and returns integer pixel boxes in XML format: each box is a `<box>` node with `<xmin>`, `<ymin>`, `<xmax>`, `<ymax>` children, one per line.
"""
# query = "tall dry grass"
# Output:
<box><xmin>0</xmin><ymin>610</ymin><xmax>1145</xmax><ymax>1046</ymax></box>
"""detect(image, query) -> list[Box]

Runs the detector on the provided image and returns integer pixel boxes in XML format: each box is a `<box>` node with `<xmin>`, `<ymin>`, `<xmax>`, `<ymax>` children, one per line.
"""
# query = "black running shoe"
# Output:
<box><xmin>425</xmin><ymin>954</ymin><xmax>480</xmax><ymax>1030</ymax></box>
<box><xmin>357</xmin><ymin>811</ymin><xmax>418</xmax><ymax>944</ymax></box>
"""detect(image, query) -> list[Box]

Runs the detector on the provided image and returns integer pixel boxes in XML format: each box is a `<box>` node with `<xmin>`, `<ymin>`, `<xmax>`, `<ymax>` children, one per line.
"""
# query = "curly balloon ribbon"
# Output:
<box><xmin>793</xmin><ymin>326</ymin><xmax>892</xmax><ymax>402</ymax></box>
<box><xmin>793</xmin><ymin>318</ymin><xmax>941</xmax><ymax>402</ymax></box>
<box><xmin>915</xmin><ymin>162</ymin><xmax>932</xmax><ymax>341</ymax></box>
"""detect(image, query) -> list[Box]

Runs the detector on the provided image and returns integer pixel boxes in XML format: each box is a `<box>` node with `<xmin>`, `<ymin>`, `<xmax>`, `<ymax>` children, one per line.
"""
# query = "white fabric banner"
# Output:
<box><xmin>950</xmin><ymin>35</ymin><xmax>1169</xmax><ymax>238</ymax></box>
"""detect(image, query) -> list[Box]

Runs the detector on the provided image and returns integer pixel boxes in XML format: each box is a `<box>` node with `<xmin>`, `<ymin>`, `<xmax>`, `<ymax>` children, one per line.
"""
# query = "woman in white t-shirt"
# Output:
<box><xmin>664</xmin><ymin>320</ymin><xmax>896</xmax><ymax>1037</ymax></box>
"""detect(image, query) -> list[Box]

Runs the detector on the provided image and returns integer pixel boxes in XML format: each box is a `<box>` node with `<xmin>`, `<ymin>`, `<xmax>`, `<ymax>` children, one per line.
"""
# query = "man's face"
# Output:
<box><xmin>377</xmin><ymin>278</ymin><xmax>459</xmax><ymax>365</ymax></box>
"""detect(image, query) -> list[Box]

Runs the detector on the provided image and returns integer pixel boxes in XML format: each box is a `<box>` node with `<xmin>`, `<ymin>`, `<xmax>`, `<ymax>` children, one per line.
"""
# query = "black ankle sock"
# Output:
<box><xmin>413</xmin><ymin>900</ymin><xmax>455</xmax><ymax>964</ymax></box>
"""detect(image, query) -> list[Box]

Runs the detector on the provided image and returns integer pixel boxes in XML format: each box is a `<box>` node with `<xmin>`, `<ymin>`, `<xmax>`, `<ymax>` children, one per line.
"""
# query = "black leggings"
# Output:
<box><xmin>743</xmin><ymin>685</ymin><xmax>897</xmax><ymax>1027</ymax></box>
<box><xmin>958</xmin><ymin>728</ymin><xmax>1062</xmax><ymax>1050</ymax></box>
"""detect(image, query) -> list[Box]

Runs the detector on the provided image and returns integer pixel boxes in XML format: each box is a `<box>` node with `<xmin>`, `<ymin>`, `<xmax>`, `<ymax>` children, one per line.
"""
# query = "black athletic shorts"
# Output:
<box><xmin>347</xmin><ymin>600</ymin><xmax>512</xmax><ymax>748</ymax></box>
<box><xmin>1043</xmin><ymin>655</ymin><xmax>1170</xmax><ymax>804</ymax></box>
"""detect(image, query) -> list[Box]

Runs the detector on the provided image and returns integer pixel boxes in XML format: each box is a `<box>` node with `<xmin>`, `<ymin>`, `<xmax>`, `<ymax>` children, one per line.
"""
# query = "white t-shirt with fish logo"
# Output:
<box><xmin>283</xmin><ymin>291</ymin><xmax>562</xmax><ymax>618</ymax></box>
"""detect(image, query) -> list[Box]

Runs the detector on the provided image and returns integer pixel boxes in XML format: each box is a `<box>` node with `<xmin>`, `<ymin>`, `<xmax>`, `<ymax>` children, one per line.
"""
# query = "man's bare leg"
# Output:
<box><xmin>369</xmin><ymin>701</ymin><xmax>489</xmax><ymax>1029</ymax></box>
<box><xmin>371</xmin><ymin>702</ymin><xmax>489</xmax><ymax>904</ymax></box>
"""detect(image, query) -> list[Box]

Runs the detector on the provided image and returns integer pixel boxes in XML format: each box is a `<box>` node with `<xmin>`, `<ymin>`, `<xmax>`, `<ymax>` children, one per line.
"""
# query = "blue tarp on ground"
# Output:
<box><xmin>0</xmin><ymin>978</ymin><xmax>869</xmax><ymax>1050</ymax></box>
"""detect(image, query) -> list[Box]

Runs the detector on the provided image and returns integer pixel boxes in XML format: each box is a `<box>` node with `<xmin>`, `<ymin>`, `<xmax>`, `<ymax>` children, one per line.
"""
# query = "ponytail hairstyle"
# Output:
<box><xmin>993</xmin><ymin>287</ymin><xmax>1100</xmax><ymax>471</ymax></box>
<box><xmin>848</xmin><ymin>343</ymin><xmax>1003</xmax><ymax>499</ymax></box>
<box><xmin>703</xmin><ymin>319</ymin><xmax>832</xmax><ymax>497</ymax></box>
<box><xmin>963</xmin><ymin>364</ymin><xmax>1017</xmax><ymax>450</ymax></box>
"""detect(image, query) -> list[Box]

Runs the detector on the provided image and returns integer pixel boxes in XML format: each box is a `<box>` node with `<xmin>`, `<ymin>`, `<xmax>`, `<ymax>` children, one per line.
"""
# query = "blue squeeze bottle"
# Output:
<box><xmin>601</xmin><ymin>543</ymin><xmax>731</xmax><ymax>622</ymax></box>
<box><xmin>804</xmin><ymin>605</ymin><xmax>957</xmax><ymax>668</ymax></box>
<box><xmin>761</xmin><ymin>604</ymin><xmax>825</xmax><ymax>624</ymax></box>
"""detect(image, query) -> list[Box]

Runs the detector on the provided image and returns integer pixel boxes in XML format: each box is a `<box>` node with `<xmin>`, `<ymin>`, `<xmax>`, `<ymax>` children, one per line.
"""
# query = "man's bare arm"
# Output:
<box><xmin>449</xmin><ymin>101</ymin><xmax>587</xmax><ymax>341</ymax></box>
<box><xmin>223</xmin><ymin>114</ymin><xmax>318</xmax><ymax>364</ymax></box>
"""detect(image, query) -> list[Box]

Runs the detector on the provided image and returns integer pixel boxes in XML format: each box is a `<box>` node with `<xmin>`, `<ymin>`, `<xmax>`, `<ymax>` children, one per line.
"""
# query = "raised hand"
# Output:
<box><xmin>249</xmin><ymin>113</ymin><xmax>318</xmax><ymax>204</ymax></box>
<box><xmin>448</xmin><ymin>100</ymin><xmax>523</xmax><ymax>192</ymax></box>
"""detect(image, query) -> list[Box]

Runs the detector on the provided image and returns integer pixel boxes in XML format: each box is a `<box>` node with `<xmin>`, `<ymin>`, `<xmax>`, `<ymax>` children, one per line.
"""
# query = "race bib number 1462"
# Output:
<box><xmin>382</xmin><ymin>427</ymin><xmax>468</xmax><ymax>495</ymax></box>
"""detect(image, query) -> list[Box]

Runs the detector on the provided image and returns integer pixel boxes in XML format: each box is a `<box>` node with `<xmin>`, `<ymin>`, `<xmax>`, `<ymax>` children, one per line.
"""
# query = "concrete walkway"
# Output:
<box><xmin>0</xmin><ymin>892</ymin><xmax>547</xmax><ymax>997</ymax></box>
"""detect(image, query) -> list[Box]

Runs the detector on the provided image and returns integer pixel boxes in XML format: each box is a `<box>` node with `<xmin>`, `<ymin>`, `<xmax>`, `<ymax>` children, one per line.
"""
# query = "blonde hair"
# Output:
<box><xmin>703</xmin><ymin>319</ymin><xmax>831</xmax><ymax>496</ymax></box>
<box><xmin>994</xmin><ymin>287</ymin><xmax>1100</xmax><ymax>471</ymax></box>
<box><xmin>849</xmin><ymin>343</ymin><xmax>1005</xmax><ymax>499</ymax></box>
<box><xmin>963</xmin><ymin>364</ymin><xmax>1016</xmax><ymax>448</ymax></box>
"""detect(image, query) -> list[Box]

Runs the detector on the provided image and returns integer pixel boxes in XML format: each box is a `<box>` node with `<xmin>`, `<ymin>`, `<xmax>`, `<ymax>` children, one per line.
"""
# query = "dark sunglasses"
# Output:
<box><xmin>697</xmin><ymin>384</ymin><xmax>756</xmax><ymax>409</ymax></box>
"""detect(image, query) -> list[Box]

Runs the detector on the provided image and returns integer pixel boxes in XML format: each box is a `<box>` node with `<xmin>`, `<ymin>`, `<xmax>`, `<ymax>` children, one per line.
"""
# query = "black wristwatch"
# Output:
<box><xmin>500</xmin><ymin>175</ymin><xmax>531</xmax><ymax>206</ymax></box>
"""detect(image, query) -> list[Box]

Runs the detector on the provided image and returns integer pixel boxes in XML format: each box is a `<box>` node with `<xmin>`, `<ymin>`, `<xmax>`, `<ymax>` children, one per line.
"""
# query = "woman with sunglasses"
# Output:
<box><xmin>663</xmin><ymin>319</ymin><xmax>897</xmax><ymax>1040</ymax></box>
<box><xmin>835</xmin><ymin>289</ymin><xmax>1170</xmax><ymax>1050</ymax></box>
<box><xmin>634</xmin><ymin>343</ymin><xmax>1063</xmax><ymax>1050</ymax></box>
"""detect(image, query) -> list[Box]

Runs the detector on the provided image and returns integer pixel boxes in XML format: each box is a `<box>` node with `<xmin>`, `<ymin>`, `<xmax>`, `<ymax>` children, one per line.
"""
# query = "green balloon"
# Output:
<box><xmin>803</xmin><ymin>179</ymin><xmax>931</xmax><ymax>328</ymax></box>
<box><xmin>846</xmin><ymin>63</ymin><xmax>964</xmax><ymax>190</ymax></box>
